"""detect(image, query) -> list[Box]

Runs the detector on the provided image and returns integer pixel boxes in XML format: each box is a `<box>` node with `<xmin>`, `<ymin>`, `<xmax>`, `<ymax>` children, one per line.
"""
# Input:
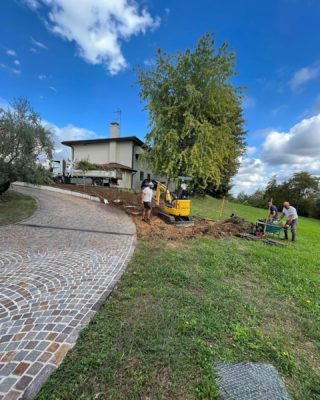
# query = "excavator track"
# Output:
<box><xmin>157</xmin><ymin>212</ymin><xmax>194</xmax><ymax>227</ymax></box>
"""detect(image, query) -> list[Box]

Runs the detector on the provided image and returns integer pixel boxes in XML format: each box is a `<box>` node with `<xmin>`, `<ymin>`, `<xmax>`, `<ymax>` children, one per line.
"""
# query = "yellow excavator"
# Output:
<box><xmin>153</xmin><ymin>176</ymin><xmax>193</xmax><ymax>225</ymax></box>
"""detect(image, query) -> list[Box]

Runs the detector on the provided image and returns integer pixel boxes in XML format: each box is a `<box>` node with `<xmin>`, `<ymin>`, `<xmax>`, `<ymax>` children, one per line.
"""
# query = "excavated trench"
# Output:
<box><xmin>52</xmin><ymin>184</ymin><xmax>255</xmax><ymax>241</ymax></box>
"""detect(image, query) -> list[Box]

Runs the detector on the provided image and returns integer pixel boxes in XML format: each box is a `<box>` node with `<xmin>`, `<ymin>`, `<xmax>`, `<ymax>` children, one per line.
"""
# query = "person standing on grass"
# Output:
<box><xmin>279</xmin><ymin>201</ymin><xmax>298</xmax><ymax>242</ymax></box>
<box><xmin>141</xmin><ymin>181</ymin><xmax>154</xmax><ymax>223</ymax></box>
<box><xmin>268</xmin><ymin>201</ymin><xmax>278</xmax><ymax>222</ymax></box>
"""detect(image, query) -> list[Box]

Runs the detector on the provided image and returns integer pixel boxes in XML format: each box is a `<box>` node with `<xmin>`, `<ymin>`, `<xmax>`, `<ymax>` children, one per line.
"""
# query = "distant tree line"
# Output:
<box><xmin>236</xmin><ymin>172</ymin><xmax>320</xmax><ymax>218</ymax></box>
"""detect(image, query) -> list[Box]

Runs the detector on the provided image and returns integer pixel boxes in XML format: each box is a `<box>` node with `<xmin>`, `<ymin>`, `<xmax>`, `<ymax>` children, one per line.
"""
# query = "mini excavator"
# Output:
<box><xmin>153</xmin><ymin>177</ymin><xmax>193</xmax><ymax>226</ymax></box>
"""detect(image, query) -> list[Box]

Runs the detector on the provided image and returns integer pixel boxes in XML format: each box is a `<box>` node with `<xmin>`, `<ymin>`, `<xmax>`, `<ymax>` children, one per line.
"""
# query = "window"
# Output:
<box><xmin>147</xmin><ymin>173</ymin><xmax>151</xmax><ymax>180</ymax></box>
<box><xmin>140</xmin><ymin>171</ymin><xmax>144</xmax><ymax>181</ymax></box>
<box><xmin>135</xmin><ymin>154</ymin><xmax>140</xmax><ymax>161</ymax></box>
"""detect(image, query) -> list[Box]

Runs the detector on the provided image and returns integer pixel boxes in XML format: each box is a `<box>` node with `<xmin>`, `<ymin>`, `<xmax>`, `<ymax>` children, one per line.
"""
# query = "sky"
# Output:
<box><xmin>1</xmin><ymin>0</ymin><xmax>320</xmax><ymax>194</ymax></box>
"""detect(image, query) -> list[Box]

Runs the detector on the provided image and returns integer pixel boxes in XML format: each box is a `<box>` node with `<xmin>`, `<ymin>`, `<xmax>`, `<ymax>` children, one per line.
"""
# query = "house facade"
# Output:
<box><xmin>62</xmin><ymin>122</ymin><xmax>153</xmax><ymax>190</ymax></box>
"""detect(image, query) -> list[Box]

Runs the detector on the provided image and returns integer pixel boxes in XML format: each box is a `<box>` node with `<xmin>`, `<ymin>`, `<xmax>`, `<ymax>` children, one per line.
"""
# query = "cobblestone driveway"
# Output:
<box><xmin>0</xmin><ymin>187</ymin><xmax>135</xmax><ymax>400</ymax></box>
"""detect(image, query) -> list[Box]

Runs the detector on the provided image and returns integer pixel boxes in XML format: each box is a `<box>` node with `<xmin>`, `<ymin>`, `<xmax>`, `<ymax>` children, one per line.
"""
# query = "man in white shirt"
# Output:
<box><xmin>279</xmin><ymin>201</ymin><xmax>298</xmax><ymax>241</ymax></box>
<box><xmin>141</xmin><ymin>182</ymin><xmax>154</xmax><ymax>223</ymax></box>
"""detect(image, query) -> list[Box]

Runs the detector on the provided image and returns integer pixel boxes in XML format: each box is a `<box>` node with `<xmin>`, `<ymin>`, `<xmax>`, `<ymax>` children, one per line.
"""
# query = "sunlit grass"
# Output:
<box><xmin>37</xmin><ymin>196</ymin><xmax>320</xmax><ymax>400</ymax></box>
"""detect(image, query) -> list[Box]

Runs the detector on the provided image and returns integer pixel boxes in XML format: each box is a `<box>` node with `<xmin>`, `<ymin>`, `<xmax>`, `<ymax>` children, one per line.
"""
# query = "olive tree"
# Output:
<box><xmin>0</xmin><ymin>98</ymin><xmax>54</xmax><ymax>190</ymax></box>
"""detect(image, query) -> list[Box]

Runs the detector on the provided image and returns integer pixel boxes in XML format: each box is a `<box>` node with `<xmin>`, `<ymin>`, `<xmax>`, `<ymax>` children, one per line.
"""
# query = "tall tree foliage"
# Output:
<box><xmin>0</xmin><ymin>98</ymin><xmax>53</xmax><ymax>187</ymax></box>
<box><xmin>137</xmin><ymin>33</ymin><xmax>246</xmax><ymax>190</ymax></box>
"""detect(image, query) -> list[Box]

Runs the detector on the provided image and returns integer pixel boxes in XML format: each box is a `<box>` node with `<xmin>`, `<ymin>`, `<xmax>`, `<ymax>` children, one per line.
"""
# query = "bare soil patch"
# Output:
<box><xmin>52</xmin><ymin>184</ymin><xmax>254</xmax><ymax>241</ymax></box>
<box><xmin>133</xmin><ymin>215</ymin><xmax>254</xmax><ymax>241</ymax></box>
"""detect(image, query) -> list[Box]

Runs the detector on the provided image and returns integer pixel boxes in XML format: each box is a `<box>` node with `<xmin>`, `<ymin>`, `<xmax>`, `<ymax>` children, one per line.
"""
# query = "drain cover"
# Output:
<box><xmin>216</xmin><ymin>363</ymin><xmax>291</xmax><ymax>400</ymax></box>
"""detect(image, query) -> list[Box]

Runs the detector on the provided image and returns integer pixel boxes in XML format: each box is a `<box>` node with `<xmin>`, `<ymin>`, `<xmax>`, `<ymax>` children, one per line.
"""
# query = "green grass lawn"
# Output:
<box><xmin>37</xmin><ymin>196</ymin><xmax>320</xmax><ymax>400</ymax></box>
<box><xmin>0</xmin><ymin>190</ymin><xmax>37</xmax><ymax>225</ymax></box>
<box><xmin>192</xmin><ymin>195</ymin><xmax>270</xmax><ymax>222</ymax></box>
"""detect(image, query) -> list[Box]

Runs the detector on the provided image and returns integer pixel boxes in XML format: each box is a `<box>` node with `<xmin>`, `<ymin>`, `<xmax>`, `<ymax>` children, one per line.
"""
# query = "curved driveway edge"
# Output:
<box><xmin>0</xmin><ymin>187</ymin><xmax>136</xmax><ymax>400</ymax></box>
<box><xmin>12</xmin><ymin>182</ymin><xmax>101</xmax><ymax>203</ymax></box>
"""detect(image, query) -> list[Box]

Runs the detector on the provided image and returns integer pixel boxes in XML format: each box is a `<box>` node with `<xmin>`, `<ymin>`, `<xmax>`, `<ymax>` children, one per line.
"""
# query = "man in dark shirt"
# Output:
<box><xmin>268</xmin><ymin>201</ymin><xmax>278</xmax><ymax>222</ymax></box>
<box><xmin>141</xmin><ymin>173</ymin><xmax>151</xmax><ymax>189</ymax></box>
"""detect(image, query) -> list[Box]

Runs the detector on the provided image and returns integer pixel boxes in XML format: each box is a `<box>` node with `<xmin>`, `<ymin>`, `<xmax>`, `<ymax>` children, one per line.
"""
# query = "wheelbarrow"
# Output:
<box><xmin>255</xmin><ymin>219</ymin><xmax>284</xmax><ymax>238</ymax></box>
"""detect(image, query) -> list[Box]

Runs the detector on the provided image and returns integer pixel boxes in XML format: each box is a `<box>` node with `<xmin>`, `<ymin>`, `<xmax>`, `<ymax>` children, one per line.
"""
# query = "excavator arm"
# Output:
<box><xmin>153</xmin><ymin>178</ymin><xmax>192</xmax><ymax>225</ymax></box>
<box><xmin>154</xmin><ymin>181</ymin><xmax>173</xmax><ymax>206</ymax></box>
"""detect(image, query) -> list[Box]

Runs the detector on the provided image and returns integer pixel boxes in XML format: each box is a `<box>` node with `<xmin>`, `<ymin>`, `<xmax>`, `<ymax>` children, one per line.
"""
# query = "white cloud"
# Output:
<box><xmin>38</xmin><ymin>74</ymin><xmax>47</xmax><ymax>80</ymax></box>
<box><xmin>242</xmin><ymin>95</ymin><xmax>256</xmax><ymax>109</ymax></box>
<box><xmin>0</xmin><ymin>97</ymin><xmax>9</xmax><ymax>109</ymax></box>
<box><xmin>31</xmin><ymin>37</ymin><xmax>48</xmax><ymax>49</ymax></box>
<box><xmin>25</xmin><ymin>0</ymin><xmax>160</xmax><ymax>75</ymax></box>
<box><xmin>261</xmin><ymin>114</ymin><xmax>320</xmax><ymax>167</ymax></box>
<box><xmin>30</xmin><ymin>47</ymin><xmax>40</xmax><ymax>54</ymax></box>
<box><xmin>144</xmin><ymin>57</ymin><xmax>154</xmax><ymax>67</ymax></box>
<box><xmin>297</xmin><ymin>93</ymin><xmax>320</xmax><ymax>119</ymax></box>
<box><xmin>22</xmin><ymin>0</ymin><xmax>39</xmax><ymax>9</ymax></box>
<box><xmin>246</xmin><ymin>146</ymin><xmax>256</xmax><ymax>156</ymax></box>
<box><xmin>252</xmin><ymin>127</ymin><xmax>275</xmax><ymax>139</ymax></box>
<box><xmin>0</xmin><ymin>98</ymin><xmax>96</xmax><ymax>160</ymax></box>
<box><xmin>232</xmin><ymin>113</ymin><xmax>320</xmax><ymax>194</ymax></box>
<box><xmin>315</xmin><ymin>95</ymin><xmax>320</xmax><ymax>113</ymax></box>
<box><xmin>1</xmin><ymin>58</ymin><xmax>22</xmax><ymax>75</ymax></box>
<box><xmin>0</xmin><ymin>62</ymin><xmax>22</xmax><ymax>75</ymax></box>
<box><xmin>271</xmin><ymin>104</ymin><xmax>287</xmax><ymax>117</ymax></box>
<box><xmin>44</xmin><ymin>121</ymin><xmax>97</xmax><ymax>160</ymax></box>
<box><xmin>49</xmin><ymin>86</ymin><xmax>57</xmax><ymax>92</ymax></box>
<box><xmin>7</xmin><ymin>49</ymin><xmax>17</xmax><ymax>57</ymax></box>
<box><xmin>289</xmin><ymin>64</ymin><xmax>320</xmax><ymax>92</ymax></box>
<box><xmin>232</xmin><ymin>157</ymin><xmax>268</xmax><ymax>195</ymax></box>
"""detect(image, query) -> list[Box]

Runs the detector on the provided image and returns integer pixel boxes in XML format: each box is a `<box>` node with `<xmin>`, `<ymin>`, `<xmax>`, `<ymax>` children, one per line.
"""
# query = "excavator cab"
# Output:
<box><xmin>154</xmin><ymin>177</ymin><xmax>193</xmax><ymax>225</ymax></box>
<box><xmin>175</xmin><ymin>176</ymin><xmax>192</xmax><ymax>200</ymax></box>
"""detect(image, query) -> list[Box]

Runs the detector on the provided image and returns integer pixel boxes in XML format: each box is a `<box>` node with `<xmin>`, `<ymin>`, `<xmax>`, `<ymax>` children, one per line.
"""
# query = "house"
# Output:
<box><xmin>62</xmin><ymin>122</ymin><xmax>153</xmax><ymax>189</ymax></box>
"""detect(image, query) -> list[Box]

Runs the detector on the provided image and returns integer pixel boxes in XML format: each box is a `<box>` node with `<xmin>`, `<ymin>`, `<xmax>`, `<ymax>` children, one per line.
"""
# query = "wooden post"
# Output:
<box><xmin>219</xmin><ymin>196</ymin><xmax>225</xmax><ymax>220</ymax></box>
<box><xmin>264</xmin><ymin>198</ymin><xmax>272</xmax><ymax>234</ymax></box>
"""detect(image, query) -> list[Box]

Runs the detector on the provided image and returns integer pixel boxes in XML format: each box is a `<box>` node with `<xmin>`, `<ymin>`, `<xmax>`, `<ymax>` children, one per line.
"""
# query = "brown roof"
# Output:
<box><xmin>100</xmin><ymin>163</ymin><xmax>136</xmax><ymax>172</ymax></box>
<box><xmin>62</xmin><ymin>136</ymin><xmax>144</xmax><ymax>147</ymax></box>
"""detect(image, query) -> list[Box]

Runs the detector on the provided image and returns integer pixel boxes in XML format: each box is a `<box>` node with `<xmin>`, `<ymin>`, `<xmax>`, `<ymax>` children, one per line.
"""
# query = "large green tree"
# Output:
<box><xmin>137</xmin><ymin>33</ymin><xmax>246</xmax><ymax>191</ymax></box>
<box><xmin>0</xmin><ymin>98</ymin><xmax>54</xmax><ymax>188</ymax></box>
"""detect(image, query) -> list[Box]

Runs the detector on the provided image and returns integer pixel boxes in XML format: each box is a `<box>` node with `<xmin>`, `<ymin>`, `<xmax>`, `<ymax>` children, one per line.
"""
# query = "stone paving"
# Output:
<box><xmin>0</xmin><ymin>187</ymin><xmax>136</xmax><ymax>400</ymax></box>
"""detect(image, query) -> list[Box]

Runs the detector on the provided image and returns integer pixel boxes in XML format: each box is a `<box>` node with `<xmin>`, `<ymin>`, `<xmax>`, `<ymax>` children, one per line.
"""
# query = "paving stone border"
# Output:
<box><xmin>0</xmin><ymin>187</ymin><xmax>136</xmax><ymax>399</ymax></box>
<box><xmin>12</xmin><ymin>182</ymin><xmax>100</xmax><ymax>203</ymax></box>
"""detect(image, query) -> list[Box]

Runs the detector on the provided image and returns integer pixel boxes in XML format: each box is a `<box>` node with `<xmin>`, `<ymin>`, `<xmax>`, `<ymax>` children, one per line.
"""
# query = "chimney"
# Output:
<box><xmin>110</xmin><ymin>122</ymin><xmax>119</xmax><ymax>138</ymax></box>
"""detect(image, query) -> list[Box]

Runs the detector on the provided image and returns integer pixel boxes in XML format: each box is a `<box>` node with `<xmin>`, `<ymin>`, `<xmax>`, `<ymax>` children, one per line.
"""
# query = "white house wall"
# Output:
<box><xmin>73</xmin><ymin>142</ymin><xmax>133</xmax><ymax>168</ymax></box>
<box><xmin>73</xmin><ymin>143</ymin><xmax>110</xmax><ymax>164</ymax></box>
<box><xmin>116</xmin><ymin>142</ymin><xmax>133</xmax><ymax>168</ymax></box>
<box><xmin>71</xmin><ymin>140</ymin><xmax>159</xmax><ymax>190</ymax></box>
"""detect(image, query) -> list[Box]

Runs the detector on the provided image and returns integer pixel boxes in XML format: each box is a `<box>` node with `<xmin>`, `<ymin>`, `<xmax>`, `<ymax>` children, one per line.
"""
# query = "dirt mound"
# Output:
<box><xmin>52</xmin><ymin>184</ymin><xmax>255</xmax><ymax>241</ymax></box>
<box><xmin>53</xmin><ymin>183</ymin><xmax>143</xmax><ymax>211</ymax></box>
<box><xmin>133</xmin><ymin>215</ymin><xmax>255</xmax><ymax>241</ymax></box>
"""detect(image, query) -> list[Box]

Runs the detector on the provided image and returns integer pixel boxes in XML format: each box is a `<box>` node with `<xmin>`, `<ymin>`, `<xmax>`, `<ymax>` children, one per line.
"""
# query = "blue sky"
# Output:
<box><xmin>1</xmin><ymin>0</ymin><xmax>320</xmax><ymax>194</ymax></box>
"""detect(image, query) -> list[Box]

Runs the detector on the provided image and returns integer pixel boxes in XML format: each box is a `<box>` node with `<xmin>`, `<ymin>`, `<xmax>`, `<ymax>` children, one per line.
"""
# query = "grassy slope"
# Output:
<box><xmin>37</xmin><ymin>197</ymin><xmax>320</xmax><ymax>400</ymax></box>
<box><xmin>0</xmin><ymin>191</ymin><xmax>37</xmax><ymax>225</ymax></box>
<box><xmin>192</xmin><ymin>195</ymin><xmax>270</xmax><ymax>222</ymax></box>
